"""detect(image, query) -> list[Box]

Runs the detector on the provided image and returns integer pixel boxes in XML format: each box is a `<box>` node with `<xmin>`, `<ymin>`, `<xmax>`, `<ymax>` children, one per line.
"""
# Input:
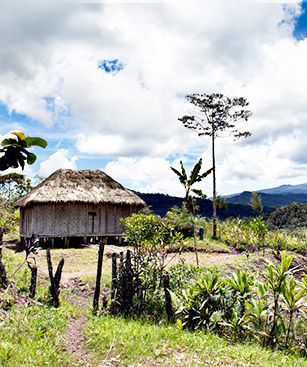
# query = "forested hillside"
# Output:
<box><xmin>268</xmin><ymin>202</ymin><xmax>307</xmax><ymax>229</ymax></box>
<box><xmin>135</xmin><ymin>192</ymin><xmax>275</xmax><ymax>218</ymax></box>
<box><xmin>227</xmin><ymin>191</ymin><xmax>307</xmax><ymax>208</ymax></box>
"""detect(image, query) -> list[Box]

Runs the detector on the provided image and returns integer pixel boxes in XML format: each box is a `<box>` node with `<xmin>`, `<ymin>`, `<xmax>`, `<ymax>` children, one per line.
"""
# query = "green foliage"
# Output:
<box><xmin>168</xmin><ymin>259</ymin><xmax>202</xmax><ymax>294</ymax></box>
<box><xmin>0</xmin><ymin>173</ymin><xmax>34</xmax><ymax>238</ymax></box>
<box><xmin>215</xmin><ymin>195</ymin><xmax>228</xmax><ymax>211</ymax></box>
<box><xmin>248</xmin><ymin>216</ymin><xmax>268</xmax><ymax>252</ymax></box>
<box><xmin>121</xmin><ymin>213</ymin><xmax>182</xmax><ymax>310</ymax></box>
<box><xmin>0</xmin><ymin>132</ymin><xmax>47</xmax><ymax>171</ymax></box>
<box><xmin>166</xmin><ymin>205</ymin><xmax>194</xmax><ymax>238</ymax></box>
<box><xmin>0</xmin><ymin>173</ymin><xmax>33</xmax><ymax>201</ymax></box>
<box><xmin>174</xmin><ymin>251</ymin><xmax>307</xmax><ymax>353</ymax></box>
<box><xmin>177</xmin><ymin>269</ymin><xmax>224</xmax><ymax>330</ymax></box>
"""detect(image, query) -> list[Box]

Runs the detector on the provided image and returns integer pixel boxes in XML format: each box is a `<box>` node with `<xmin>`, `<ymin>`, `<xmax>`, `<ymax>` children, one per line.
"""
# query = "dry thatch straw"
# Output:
<box><xmin>15</xmin><ymin>169</ymin><xmax>146</xmax><ymax>208</ymax></box>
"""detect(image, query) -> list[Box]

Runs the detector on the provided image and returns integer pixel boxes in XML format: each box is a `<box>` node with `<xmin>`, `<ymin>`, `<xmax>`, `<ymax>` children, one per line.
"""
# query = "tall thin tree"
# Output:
<box><xmin>171</xmin><ymin>158</ymin><xmax>212</xmax><ymax>266</ymax></box>
<box><xmin>179</xmin><ymin>93</ymin><xmax>252</xmax><ymax>238</ymax></box>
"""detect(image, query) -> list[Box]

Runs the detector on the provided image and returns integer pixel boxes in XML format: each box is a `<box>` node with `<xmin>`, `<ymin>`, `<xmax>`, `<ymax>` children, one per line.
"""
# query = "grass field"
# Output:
<box><xmin>1</xmin><ymin>244</ymin><xmax>307</xmax><ymax>366</ymax></box>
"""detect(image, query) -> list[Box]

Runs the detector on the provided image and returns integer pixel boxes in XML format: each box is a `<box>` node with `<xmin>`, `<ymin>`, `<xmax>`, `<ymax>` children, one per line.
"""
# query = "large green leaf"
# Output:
<box><xmin>24</xmin><ymin>137</ymin><xmax>47</xmax><ymax>148</ymax></box>
<box><xmin>1</xmin><ymin>138</ymin><xmax>22</xmax><ymax>148</ymax></box>
<box><xmin>189</xmin><ymin>158</ymin><xmax>202</xmax><ymax>184</ymax></box>
<box><xmin>26</xmin><ymin>152</ymin><xmax>37</xmax><ymax>165</ymax></box>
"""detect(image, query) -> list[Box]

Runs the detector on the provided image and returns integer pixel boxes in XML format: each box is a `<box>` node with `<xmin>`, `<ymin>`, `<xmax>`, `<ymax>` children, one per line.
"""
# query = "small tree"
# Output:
<box><xmin>179</xmin><ymin>93</ymin><xmax>252</xmax><ymax>238</ymax></box>
<box><xmin>249</xmin><ymin>191</ymin><xmax>263</xmax><ymax>214</ymax></box>
<box><xmin>171</xmin><ymin>158</ymin><xmax>212</xmax><ymax>266</ymax></box>
<box><xmin>0</xmin><ymin>173</ymin><xmax>33</xmax><ymax>202</ymax></box>
<box><xmin>249</xmin><ymin>192</ymin><xmax>267</xmax><ymax>253</ymax></box>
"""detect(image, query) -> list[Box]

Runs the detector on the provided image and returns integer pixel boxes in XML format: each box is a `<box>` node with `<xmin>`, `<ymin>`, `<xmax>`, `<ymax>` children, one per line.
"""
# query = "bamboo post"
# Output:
<box><xmin>93</xmin><ymin>242</ymin><xmax>105</xmax><ymax>313</ymax></box>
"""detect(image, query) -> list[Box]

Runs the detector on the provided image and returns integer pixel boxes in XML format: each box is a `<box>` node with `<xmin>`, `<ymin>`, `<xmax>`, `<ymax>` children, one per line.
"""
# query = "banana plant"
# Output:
<box><xmin>0</xmin><ymin>132</ymin><xmax>47</xmax><ymax>171</ymax></box>
<box><xmin>171</xmin><ymin>158</ymin><xmax>212</xmax><ymax>266</ymax></box>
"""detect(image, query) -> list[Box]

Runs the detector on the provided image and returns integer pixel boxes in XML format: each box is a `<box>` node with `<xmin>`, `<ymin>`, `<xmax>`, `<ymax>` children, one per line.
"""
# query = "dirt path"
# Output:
<box><xmin>62</xmin><ymin>278</ymin><xmax>94</xmax><ymax>367</ymax></box>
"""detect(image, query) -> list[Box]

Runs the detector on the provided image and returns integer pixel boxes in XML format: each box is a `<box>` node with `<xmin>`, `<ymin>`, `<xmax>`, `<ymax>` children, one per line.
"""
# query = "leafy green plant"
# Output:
<box><xmin>265</xmin><ymin>251</ymin><xmax>294</xmax><ymax>346</ymax></box>
<box><xmin>221</xmin><ymin>308</ymin><xmax>249</xmax><ymax>341</ymax></box>
<box><xmin>225</xmin><ymin>268</ymin><xmax>254</xmax><ymax>316</ymax></box>
<box><xmin>177</xmin><ymin>269</ymin><xmax>224</xmax><ymax>330</ymax></box>
<box><xmin>282</xmin><ymin>277</ymin><xmax>306</xmax><ymax>348</ymax></box>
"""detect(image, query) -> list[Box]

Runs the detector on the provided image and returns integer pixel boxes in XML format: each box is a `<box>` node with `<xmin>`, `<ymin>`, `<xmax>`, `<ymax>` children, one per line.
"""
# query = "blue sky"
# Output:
<box><xmin>294</xmin><ymin>2</ymin><xmax>307</xmax><ymax>39</ymax></box>
<box><xmin>1</xmin><ymin>1</ymin><xmax>307</xmax><ymax>196</ymax></box>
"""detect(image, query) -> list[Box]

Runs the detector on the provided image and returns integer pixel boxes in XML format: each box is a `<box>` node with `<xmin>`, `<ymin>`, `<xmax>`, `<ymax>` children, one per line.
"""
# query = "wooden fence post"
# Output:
<box><xmin>28</xmin><ymin>264</ymin><xmax>37</xmax><ymax>298</ymax></box>
<box><xmin>162</xmin><ymin>272</ymin><xmax>172</xmax><ymax>322</ymax></box>
<box><xmin>0</xmin><ymin>227</ymin><xmax>8</xmax><ymax>289</ymax></box>
<box><xmin>118</xmin><ymin>251</ymin><xmax>127</xmax><ymax>313</ymax></box>
<box><xmin>110</xmin><ymin>253</ymin><xmax>118</xmax><ymax>314</ymax></box>
<box><xmin>93</xmin><ymin>242</ymin><xmax>105</xmax><ymax>313</ymax></box>
<box><xmin>46</xmin><ymin>248</ymin><xmax>64</xmax><ymax>307</ymax></box>
<box><xmin>126</xmin><ymin>250</ymin><xmax>134</xmax><ymax>313</ymax></box>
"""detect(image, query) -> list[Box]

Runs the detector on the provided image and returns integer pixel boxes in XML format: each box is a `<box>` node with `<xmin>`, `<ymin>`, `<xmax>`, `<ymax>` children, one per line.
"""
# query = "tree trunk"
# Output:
<box><xmin>212</xmin><ymin>130</ymin><xmax>217</xmax><ymax>238</ymax></box>
<box><xmin>93</xmin><ymin>242</ymin><xmax>105</xmax><ymax>313</ymax></box>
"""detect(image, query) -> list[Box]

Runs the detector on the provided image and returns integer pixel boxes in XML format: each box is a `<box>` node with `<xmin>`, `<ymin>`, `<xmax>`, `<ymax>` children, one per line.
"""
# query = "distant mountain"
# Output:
<box><xmin>226</xmin><ymin>191</ymin><xmax>307</xmax><ymax>208</ymax></box>
<box><xmin>257</xmin><ymin>183</ymin><xmax>307</xmax><ymax>195</ymax></box>
<box><xmin>224</xmin><ymin>183</ymin><xmax>307</xmax><ymax>198</ymax></box>
<box><xmin>134</xmin><ymin>192</ymin><xmax>274</xmax><ymax>219</ymax></box>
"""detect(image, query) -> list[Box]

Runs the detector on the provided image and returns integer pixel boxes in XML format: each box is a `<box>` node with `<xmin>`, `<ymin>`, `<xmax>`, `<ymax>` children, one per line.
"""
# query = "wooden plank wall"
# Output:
<box><xmin>19</xmin><ymin>203</ymin><xmax>136</xmax><ymax>238</ymax></box>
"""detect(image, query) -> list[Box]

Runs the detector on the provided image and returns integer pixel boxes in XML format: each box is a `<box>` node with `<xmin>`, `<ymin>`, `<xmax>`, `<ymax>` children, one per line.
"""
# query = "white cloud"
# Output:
<box><xmin>103</xmin><ymin>155</ymin><xmax>214</xmax><ymax>196</ymax></box>
<box><xmin>0</xmin><ymin>1</ymin><xmax>307</xmax><ymax>195</ymax></box>
<box><xmin>38</xmin><ymin>149</ymin><xmax>78</xmax><ymax>177</ymax></box>
<box><xmin>104</xmin><ymin>157</ymin><xmax>185</xmax><ymax>195</ymax></box>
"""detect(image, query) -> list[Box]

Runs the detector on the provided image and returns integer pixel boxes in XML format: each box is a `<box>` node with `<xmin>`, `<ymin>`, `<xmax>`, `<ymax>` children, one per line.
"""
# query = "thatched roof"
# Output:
<box><xmin>15</xmin><ymin>169</ymin><xmax>146</xmax><ymax>208</ymax></box>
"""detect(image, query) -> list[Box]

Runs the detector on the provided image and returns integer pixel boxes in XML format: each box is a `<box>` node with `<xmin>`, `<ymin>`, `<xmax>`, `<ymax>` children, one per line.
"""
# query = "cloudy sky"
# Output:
<box><xmin>1</xmin><ymin>0</ymin><xmax>307</xmax><ymax>197</ymax></box>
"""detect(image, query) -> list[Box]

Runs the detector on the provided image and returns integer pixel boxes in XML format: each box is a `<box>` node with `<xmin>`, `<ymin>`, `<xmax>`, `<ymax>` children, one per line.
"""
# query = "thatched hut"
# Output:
<box><xmin>15</xmin><ymin>169</ymin><xmax>145</xmax><ymax>247</ymax></box>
